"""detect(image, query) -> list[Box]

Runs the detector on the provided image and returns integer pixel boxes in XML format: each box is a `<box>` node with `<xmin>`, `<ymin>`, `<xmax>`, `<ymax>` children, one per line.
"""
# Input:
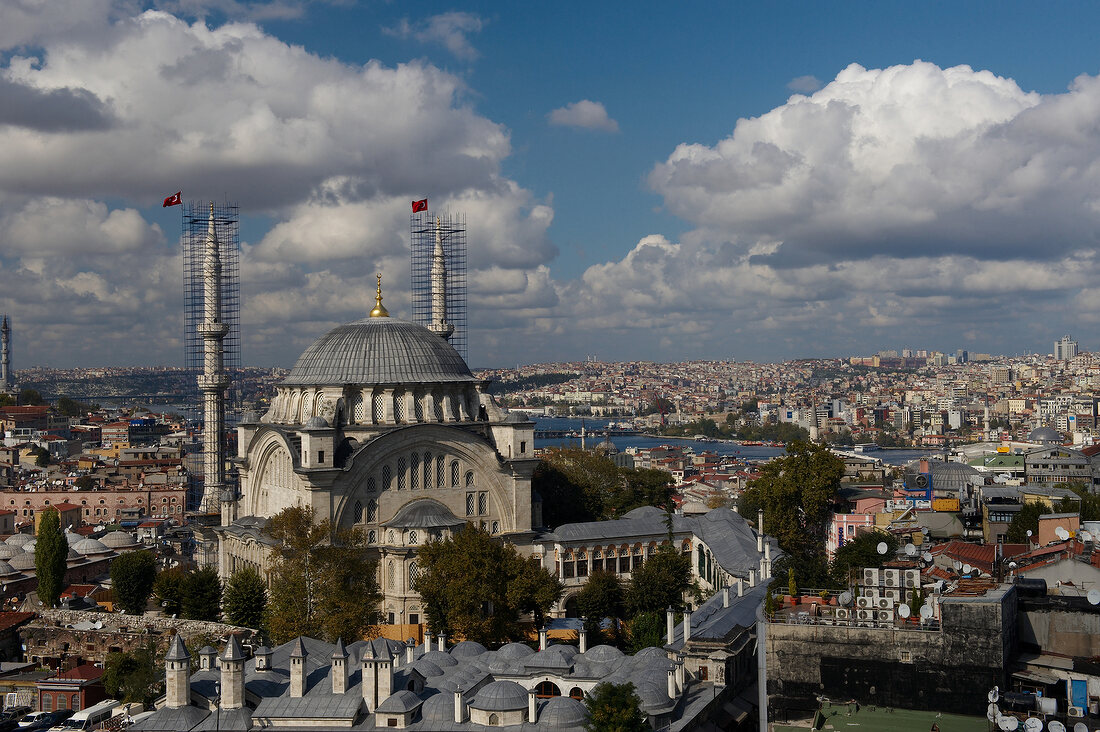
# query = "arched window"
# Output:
<box><xmin>437</xmin><ymin>456</ymin><xmax>445</xmax><ymax>488</ymax></box>
<box><xmin>491</xmin><ymin>521</ymin><xmax>499</xmax><ymax>535</ymax></box>
<box><xmin>451</xmin><ymin>460</ymin><xmax>459</xmax><ymax>488</ymax></box>
<box><xmin>372</xmin><ymin>392</ymin><xmax>384</xmax><ymax>423</ymax></box>
<box><xmin>382</xmin><ymin>466</ymin><xmax>392</xmax><ymax>491</ymax></box>
<box><xmin>410</xmin><ymin>454</ymin><xmax>420</xmax><ymax>490</ymax></box>
<box><xmin>57</xmin><ymin>695</ymin><xmax>67</xmax><ymax>710</ymax></box>
<box><xmin>43</xmin><ymin>695</ymin><xmax>52</xmax><ymax>712</ymax></box>
<box><xmin>71</xmin><ymin>695</ymin><xmax>80</xmax><ymax>711</ymax></box>
<box><xmin>353</xmin><ymin>501</ymin><xmax>363</xmax><ymax>524</ymax></box>
<box><xmin>466</xmin><ymin>493</ymin><xmax>475</xmax><ymax>516</ymax></box>
<box><xmin>465</xmin><ymin>471</ymin><xmax>474</xmax><ymax>488</ymax></box>
<box><xmin>367</xmin><ymin>500</ymin><xmax>377</xmax><ymax>522</ymax></box>
<box><xmin>478</xmin><ymin>492</ymin><xmax>487</xmax><ymax>515</ymax></box>
<box><xmin>409</xmin><ymin>561</ymin><xmax>420</xmax><ymax>586</ymax></box>
<box><xmin>388</xmin><ymin>530</ymin><xmax>396</xmax><ymax>543</ymax></box>
<box><xmin>368</xmin><ymin>530</ymin><xmax>377</xmax><ymax>544</ymax></box>
<box><xmin>414</xmin><ymin>396</ymin><xmax>424</xmax><ymax>422</ymax></box>
<box><xmin>393</xmin><ymin>392</ymin><xmax>405</xmax><ymax>423</ymax></box>
<box><xmin>487</xmin><ymin>713</ymin><xmax>499</xmax><ymax>726</ymax></box>
<box><xmin>424</xmin><ymin>452</ymin><xmax>432</xmax><ymax>488</ymax></box>
<box><xmin>569</xmin><ymin>687</ymin><xmax>584</xmax><ymax>701</ymax></box>
<box><xmin>535</xmin><ymin>681</ymin><xmax>561</xmax><ymax>698</ymax></box>
<box><xmin>353</xmin><ymin>392</ymin><xmax>366</xmax><ymax>423</ymax></box>
<box><xmin>388</xmin><ymin>560</ymin><xmax>396</xmax><ymax>589</ymax></box>
<box><xmin>409</xmin><ymin>531</ymin><xmax>418</xmax><ymax>545</ymax></box>
<box><xmin>367</xmin><ymin>476</ymin><xmax>377</xmax><ymax>493</ymax></box>
<box><xmin>397</xmin><ymin>458</ymin><xmax>406</xmax><ymax>490</ymax></box>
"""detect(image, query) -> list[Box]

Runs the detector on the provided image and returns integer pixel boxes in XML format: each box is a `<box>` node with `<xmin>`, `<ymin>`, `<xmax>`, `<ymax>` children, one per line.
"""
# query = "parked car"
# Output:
<box><xmin>18</xmin><ymin>711</ymin><xmax>73</xmax><ymax>731</ymax></box>
<box><xmin>0</xmin><ymin>708</ymin><xmax>30</xmax><ymax>723</ymax></box>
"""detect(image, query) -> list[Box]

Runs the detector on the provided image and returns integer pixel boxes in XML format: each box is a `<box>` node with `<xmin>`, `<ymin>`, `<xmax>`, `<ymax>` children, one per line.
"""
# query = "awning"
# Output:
<box><xmin>1013</xmin><ymin>669</ymin><xmax>1059</xmax><ymax>686</ymax></box>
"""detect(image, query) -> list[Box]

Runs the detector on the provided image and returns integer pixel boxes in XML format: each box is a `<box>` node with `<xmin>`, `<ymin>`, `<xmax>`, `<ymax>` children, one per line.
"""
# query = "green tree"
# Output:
<box><xmin>1006</xmin><ymin>502</ymin><xmax>1046</xmax><ymax>543</ymax></box>
<box><xmin>583</xmin><ymin>681</ymin><xmax>648</xmax><ymax>732</ymax></box>
<box><xmin>34</xmin><ymin>508</ymin><xmax>68</xmax><ymax>607</ymax></box>
<box><xmin>626</xmin><ymin>611</ymin><xmax>666</xmax><ymax>654</ymax></box>
<box><xmin>33</xmin><ymin>447</ymin><xmax>49</xmax><ymax>468</ymax></box>
<box><xmin>829</xmin><ymin>531</ymin><xmax>899</xmax><ymax>586</ymax></box>
<box><xmin>414</xmin><ymin>524</ymin><xmax>562</xmax><ymax>645</ymax></box>
<box><xmin>787</xmin><ymin>567</ymin><xmax>798</xmax><ymax>599</ymax></box>
<box><xmin>103</xmin><ymin>646</ymin><xmax>162</xmax><ymax>706</ymax></box>
<box><xmin>152</xmin><ymin>567</ymin><xmax>188</xmax><ymax>617</ymax></box>
<box><xmin>111</xmin><ymin>551</ymin><xmax>158</xmax><ymax>614</ymax></box>
<box><xmin>73</xmin><ymin>475</ymin><xmax>97</xmax><ymax>491</ymax></box>
<box><xmin>625</xmin><ymin>545</ymin><xmax>691</xmax><ymax>615</ymax></box>
<box><xmin>19</xmin><ymin>388</ymin><xmax>44</xmax><ymax>406</ymax></box>
<box><xmin>181</xmin><ymin>567</ymin><xmax>222</xmax><ymax>621</ymax></box>
<box><xmin>576</xmin><ymin>570</ymin><xmax>625</xmax><ymax>636</ymax></box>
<box><xmin>1065</xmin><ymin>482</ymin><xmax>1100</xmax><ymax>521</ymax></box>
<box><xmin>265</xmin><ymin>506</ymin><xmax>381</xmax><ymax>644</ymax></box>
<box><xmin>738</xmin><ymin>441</ymin><xmax>843</xmax><ymax>564</ymax></box>
<box><xmin>223</xmin><ymin>567</ymin><xmax>268</xmax><ymax>629</ymax></box>
<box><xmin>56</xmin><ymin>396</ymin><xmax>99</xmax><ymax>417</ymax></box>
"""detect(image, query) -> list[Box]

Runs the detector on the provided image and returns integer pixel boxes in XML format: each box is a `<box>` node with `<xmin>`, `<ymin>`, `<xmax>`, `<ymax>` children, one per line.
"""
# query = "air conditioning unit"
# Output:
<box><xmin>904</xmin><ymin>570</ymin><xmax>921</xmax><ymax>588</ymax></box>
<box><xmin>1067</xmin><ymin>706</ymin><xmax>1084</xmax><ymax>718</ymax></box>
<box><xmin>877</xmin><ymin>610</ymin><xmax>894</xmax><ymax>622</ymax></box>
<box><xmin>864</xmin><ymin>568</ymin><xmax>880</xmax><ymax>586</ymax></box>
<box><xmin>857</xmin><ymin>609</ymin><xmax>874</xmax><ymax>621</ymax></box>
<box><xmin>883</xmin><ymin>569</ymin><xmax>900</xmax><ymax>587</ymax></box>
<box><xmin>861</xmin><ymin>587</ymin><xmax>879</xmax><ymax>600</ymax></box>
<box><xmin>835</xmin><ymin>608</ymin><xmax>850</xmax><ymax>620</ymax></box>
<box><xmin>883</xmin><ymin>589</ymin><xmax>901</xmax><ymax>602</ymax></box>
<box><xmin>857</xmin><ymin>597</ymin><xmax>873</xmax><ymax>609</ymax></box>
<box><xmin>877</xmin><ymin>597</ymin><xmax>894</xmax><ymax>610</ymax></box>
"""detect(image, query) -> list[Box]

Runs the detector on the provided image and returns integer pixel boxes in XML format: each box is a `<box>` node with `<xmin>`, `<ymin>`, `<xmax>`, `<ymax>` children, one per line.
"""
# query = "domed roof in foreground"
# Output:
<box><xmin>1028</xmin><ymin>426</ymin><xmax>1062</xmax><ymax>443</ymax></box>
<box><xmin>282</xmin><ymin>318</ymin><xmax>474</xmax><ymax>387</ymax></box>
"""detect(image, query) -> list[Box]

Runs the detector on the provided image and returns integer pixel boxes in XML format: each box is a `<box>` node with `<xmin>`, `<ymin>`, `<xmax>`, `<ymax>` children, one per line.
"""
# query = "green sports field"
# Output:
<box><xmin>770</xmin><ymin>702</ymin><xmax>990</xmax><ymax>732</ymax></box>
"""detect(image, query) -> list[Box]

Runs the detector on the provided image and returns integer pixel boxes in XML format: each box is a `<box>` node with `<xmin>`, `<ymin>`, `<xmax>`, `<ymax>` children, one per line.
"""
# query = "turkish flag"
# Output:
<box><xmin>162</xmin><ymin>191</ymin><xmax>182</xmax><ymax>207</ymax></box>
<box><xmin>412</xmin><ymin>198</ymin><xmax>428</xmax><ymax>213</ymax></box>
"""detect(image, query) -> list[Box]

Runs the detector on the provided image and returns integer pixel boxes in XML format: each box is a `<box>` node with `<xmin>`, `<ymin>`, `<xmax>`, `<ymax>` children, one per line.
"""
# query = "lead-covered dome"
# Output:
<box><xmin>283</xmin><ymin>318</ymin><xmax>474</xmax><ymax>386</ymax></box>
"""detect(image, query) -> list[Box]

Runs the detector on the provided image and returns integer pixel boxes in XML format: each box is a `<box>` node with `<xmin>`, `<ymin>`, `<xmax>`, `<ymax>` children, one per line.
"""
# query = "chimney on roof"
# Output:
<box><xmin>528</xmin><ymin>687</ymin><xmax>537</xmax><ymax>723</ymax></box>
<box><xmin>539</xmin><ymin>626</ymin><xmax>547</xmax><ymax>651</ymax></box>
<box><xmin>757</xmin><ymin>509</ymin><xmax>764</xmax><ymax>553</ymax></box>
<box><xmin>220</xmin><ymin>636</ymin><xmax>246</xmax><ymax>710</ymax></box>
<box><xmin>437</xmin><ymin>632</ymin><xmax>446</xmax><ymax>653</ymax></box>
<box><xmin>683</xmin><ymin>607</ymin><xmax>692</xmax><ymax>642</ymax></box>
<box><xmin>578</xmin><ymin>618</ymin><xmax>588</xmax><ymax>654</ymax></box>
<box><xmin>289</xmin><ymin>637</ymin><xmax>308</xmax><ymax>698</ymax></box>
<box><xmin>666</xmin><ymin>606</ymin><xmax>675</xmax><ymax>645</ymax></box>
<box><xmin>405</xmin><ymin>639</ymin><xmax>415</xmax><ymax>666</ymax></box>
<box><xmin>164</xmin><ymin>634</ymin><xmax>190</xmax><ymax>709</ymax></box>
<box><xmin>361</xmin><ymin>643</ymin><xmax>377</xmax><ymax>712</ymax></box>
<box><xmin>723</xmin><ymin>587</ymin><xmax>730</xmax><ymax>608</ymax></box>
<box><xmin>454</xmin><ymin>687</ymin><xmax>466</xmax><ymax>723</ymax></box>
<box><xmin>331</xmin><ymin>638</ymin><xmax>348</xmax><ymax>696</ymax></box>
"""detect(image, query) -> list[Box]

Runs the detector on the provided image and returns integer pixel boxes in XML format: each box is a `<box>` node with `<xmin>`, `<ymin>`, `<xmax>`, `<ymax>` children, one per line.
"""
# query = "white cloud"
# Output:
<box><xmin>384</xmin><ymin>12</ymin><xmax>484</xmax><ymax>62</ymax></box>
<box><xmin>786</xmin><ymin>75</ymin><xmax>821</xmax><ymax>92</ymax></box>
<box><xmin>548</xmin><ymin>100</ymin><xmax>619</xmax><ymax>133</ymax></box>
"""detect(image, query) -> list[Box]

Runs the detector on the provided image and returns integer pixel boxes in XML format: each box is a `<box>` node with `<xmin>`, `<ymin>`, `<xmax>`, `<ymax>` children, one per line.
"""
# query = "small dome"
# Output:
<box><xmin>9</xmin><ymin>553</ymin><xmax>34</xmax><ymax>571</ymax></box>
<box><xmin>0</xmin><ymin>545</ymin><xmax>18</xmax><ymax>560</ymax></box>
<box><xmin>495</xmin><ymin>642</ymin><xmax>535</xmax><ymax>660</ymax></box>
<box><xmin>5</xmin><ymin>534</ymin><xmax>32</xmax><ymax>547</ymax></box>
<box><xmin>420</xmin><ymin>650</ymin><xmax>458</xmax><ymax>667</ymax></box>
<box><xmin>23</xmin><ymin>539</ymin><xmax>36</xmax><ymax>552</ymax></box>
<box><xmin>1028</xmin><ymin>426</ymin><xmax>1062</xmax><ymax>444</ymax></box>
<box><xmin>634</xmin><ymin>647</ymin><xmax>667</xmax><ymax>660</ymax></box>
<box><xmin>304</xmin><ymin>416</ymin><xmax>330</xmax><ymax>429</ymax></box>
<box><xmin>66</xmin><ymin>548</ymin><xmax>82</xmax><ymax>561</ymax></box>
<box><xmin>375</xmin><ymin>690</ymin><xmax>423</xmax><ymax>714</ymax></box>
<box><xmin>0</xmin><ymin>560</ymin><xmax>17</xmax><ymax>576</ymax></box>
<box><xmin>100</xmin><ymin>531</ymin><xmax>138</xmax><ymax>549</ymax></box>
<box><xmin>283</xmin><ymin>318</ymin><xmax>475</xmax><ymax>387</ymax></box>
<box><xmin>73</xmin><ymin>538</ymin><xmax>110</xmax><ymax>555</ymax></box>
<box><xmin>411</xmin><ymin>659</ymin><xmax>444</xmax><ymax>678</ymax></box>
<box><xmin>469</xmin><ymin>680</ymin><xmax>529</xmax><ymax>711</ymax></box>
<box><xmin>420</xmin><ymin>693</ymin><xmax>454</xmax><ymax>723</ymax></box>
<box><xmin>539</xmin><ymin>697</ymin><xmax>588</xmax><ymax>728</ymax></box>
<box><xmin>64</xmin><ymin>531</ymin><xmax>81</xmax><ymax>546</ymax></box>
<box><xmin>583</xmin><ymin>645</ymin><xmax>624</xmax><ymax>663</ymax></box>
<box><xmin>450</xmin><ymin>640</ymin><xmax>487</xmax><ymax>658</ymax></box>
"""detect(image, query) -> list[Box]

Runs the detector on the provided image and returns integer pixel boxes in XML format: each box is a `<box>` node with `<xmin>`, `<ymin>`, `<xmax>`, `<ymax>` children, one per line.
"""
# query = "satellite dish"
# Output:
<box><xmin>1087</xmin><ymin>589</ymin><xmax>1100</xmax><ymax>606</ymax></box>
<box><xmin>922</xmin><ymin>551</ymin><xmax>933</xmax><ymax>562</ymax></box>
<box><xmin>905</xmin><ymin>543</ymin><xmax>917</xmax><ymax>556</ymax></box>
<box><xmin>963</xmin><ymin>564</ymin><xmax>972</xmax><ymax>574</ymax></box>
<box><xmin>988</xmin><ymin>688</ymin><xmax>1000</xmax><ymax>703</ymax></box>
<box><xmin>1073</xmin><ymin>723</ymin><xmax>1088</xmax><ymax>732</ymax></box>
<box><xmin>898</xmin><ymin>604</ymin><xmax>911</xmax><ymax>618</ymax></box>
<box><xmin>838</xmin><ymin>591</ymin><xmax>853</xmax><ymax>607</ymax></box>
<box><xmin>1026</xmin><ymin>530</ymin><xmax>1033</xmax><ymax>537</ymax></box>
<box><xmin>987</xmin><ymin>704</ymin><xmax>998</xmax><ymax>722</ymax></box>
<box><xmin>1048</xmin><ymin>722</ymin><xmax>1066</xmax><ymax>732</ymax></box>
<box><xmin>1056</xmin><ymin>527</ymin><xmax>1070</xmax><ymax>541</ymax></box>
<box><xmin>877</xmin><ymin>542</ymin><xmax>888</xmax><ymax>555</ymax></box>
<box><xmin>999</xmin><ymin>715</ymin><xmax>1019</xmax><ymax>730</ymax></box>
<box><xmin>953</xmin><ymin>560</ymin><xmax>962</xmax><ymax>570</ymax></box>
<box><xmin>1025</xmin><ymin>719</ymin><xmax>1043</xmax><ymax>732</ymax></box>
<box><xmin>1081</xmin><ymin>530</ymin><xmax>1093</xmax><ymax>542</ymax></box>
<box><xmin>920</xmin><ymin>604</ymin><xmax>934</xmax><ymax>619</ymax></box>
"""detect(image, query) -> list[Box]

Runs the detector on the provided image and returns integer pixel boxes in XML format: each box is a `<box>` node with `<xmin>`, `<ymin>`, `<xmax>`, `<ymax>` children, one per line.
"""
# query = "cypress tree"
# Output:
<box><xmin>35</xmin><ymin>508</ymin><xmax>68</xmax><ymax>607</ymax></box>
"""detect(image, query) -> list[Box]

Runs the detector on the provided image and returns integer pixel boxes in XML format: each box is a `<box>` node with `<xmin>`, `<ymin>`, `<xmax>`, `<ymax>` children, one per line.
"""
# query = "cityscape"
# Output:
<box><xmin>3</xmin><ymin>2</ymin><xmax>1100</xmax><ymax>732</ymax></box>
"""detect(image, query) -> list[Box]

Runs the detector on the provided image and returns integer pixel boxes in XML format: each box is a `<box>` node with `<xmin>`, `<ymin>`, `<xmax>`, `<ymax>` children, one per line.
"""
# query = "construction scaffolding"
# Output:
<box><xmin>411</xmin><ymin>210</ymin><xmax>467</xmax><ymax>361</ymax></box>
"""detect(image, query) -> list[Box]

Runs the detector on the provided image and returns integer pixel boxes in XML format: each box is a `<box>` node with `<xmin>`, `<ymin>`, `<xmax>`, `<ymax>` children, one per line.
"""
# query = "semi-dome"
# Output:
<box><xmin>282</xmin><ymin>318</ymin><xmax>474</xmax><ymax>387</ymax></box>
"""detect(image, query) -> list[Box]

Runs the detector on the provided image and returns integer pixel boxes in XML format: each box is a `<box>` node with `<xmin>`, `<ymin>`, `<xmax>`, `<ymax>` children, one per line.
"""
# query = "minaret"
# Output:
<box><xmin>197</xmin><ymin>203</ymin><xmax>229</xmax><ymax>514</ymax></box>
<box><xmin>1</xmin><ymin>316</ymin><xmax>12</xmax><ymax>394</ymax></box>
<box><xmin>429</xmin><ymin>217</ymin><xmax>454</xmax><ymax>340</ymax></box>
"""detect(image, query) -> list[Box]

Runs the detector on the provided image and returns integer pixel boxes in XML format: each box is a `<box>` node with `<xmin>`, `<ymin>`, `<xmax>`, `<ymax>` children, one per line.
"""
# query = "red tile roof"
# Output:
<box><xmin>0</xmin><ymin>612</ymin><xmax>35</xmax><ymax>633</ymax></box>
<box><xmin>52</xmin><ymin>663</ymin><xmax>104</xmax><ymax>681</ymax></box>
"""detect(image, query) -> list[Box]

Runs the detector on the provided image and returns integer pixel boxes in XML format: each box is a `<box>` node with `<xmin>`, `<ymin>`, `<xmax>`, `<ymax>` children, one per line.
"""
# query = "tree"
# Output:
<box><xmin>265</xmin><ymin>506</ymin><xmax>381</xmax><ymax>644</ymax></box>
<box><xmin>626</xmin><ymin>611</ymin><xmax>665</xmax><ymax>654</ymax></box>
<box><xmin>533</xmin><ymin>449</ymin><xmax>675</xmax><ymax>527</ymax></box>
<box><xmin>414</xmin><ymin>524</ymin><xmax>562</xmax><ymax>645</ymax></box>
<box><xmin>111</xmin><ymin>551</ymin><xmax>157</xmax><ymax>614</ymax></box>
<box><xmin>73</xmin><ymin>475</ymin><xmax>97</xmax><ymax>491</ymax></box>
<box><xmin>152</xmin><ymin>567</ymin><xmax>188</xmax><ymax>617</ymax></box>
<box><xmin>19</xmin><ymin>388</ymin><xmax>44</xmax><ymax>406</ymax></box>
<box><xmin>583</xmin><ymin>682</ymin><xmax>648</xmax><ymax>732</ymax></box>
<box><xmin>576</xmin><ymin>570</ymin><xmax>625</xmax><ymax>640</ymax></box>
<box><xmin>829</xmin><ymin>531</ymin><xmax>899</xmax><ymax>586</ymax></box>
<box><xmin>35</xmin><ymin>508</ymin><xmax>68</xmax><ymax>607</ymax></box>
<box><xmin>1006</xmin><ymin>502</ymin><xmax>1046</xmax><ymax>543</ymax></box>
<box><xmin>738</xmin><ymin>441</ymin><xmax>843</xmax><ymax>566</ymax></box>
<box><xmin>181</xmin><ymin>567</ymin><xmax>222</xmax><ymax>621</ymax></box>
<box><xmin>787</xmin><ymin>567</ymin><xmax>798</xmax><ymax>599</ymax></box>
<box><xmin>33</xmin><ymin>447</ymin><xmax>49</xmax><ymax>468</ymax></box>
<box><xmin>103</xmin><ymin>646</ymin><xmax>162</xmax><ymax>706</ymax></box>
<box><xmin>56</xmin><ymin>396</ymin><xmax>99</xmax><ymax>417</ymax></box>
<box><xmin>625</xmin><ymin>545</ymin><xmax>691</xmax><ymax>615</ymax></box>
<box><xmin>223</xmin><ymin>567</ymin><xmax>268</xmax><ymax>629</ymax></box>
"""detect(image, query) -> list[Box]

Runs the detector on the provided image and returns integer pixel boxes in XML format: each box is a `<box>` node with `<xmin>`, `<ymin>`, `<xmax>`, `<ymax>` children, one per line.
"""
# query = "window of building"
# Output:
<box><xmin>410</xmin><ymin>454</ymin><xmax>419</xmax><ymax>490</ymax></box>
<box><xmin>424</xmin><ymin>452</ymin><xmax>432</xmax><ymax>488</ymax></box>
<box><xmin>465</xmin><ymin>470</ymin><xmax>474</xmax><ymax>488</ymax></box>
<box><xmin>535</xmin><ymin>681</ymin><xmax>561</xmax><ymax>698</ymax></box>
<box><xmin>387</xmin><ymin>718</ymin><xmax>397</xmax><ymax>727</ymax></box>
<box><xmin>397</xmin><ymin>458</ymin><xmax>406</xmax><ymax>490</ymax></box>
<box><xmin>409</xmin><ymin>531</ymin><xmax>418</xmax><ymax>545</ymax></box>
<box><xmin>409</xmin><ymin>613</ymin><xmax>419</xmax><ymax>625</ymax></box>
<box><xmin>71</xmin><ymin>695</ymin><xmax>80</xmax><ymax>711</ymax></box>
<box><xmin>354</xmin><ymin>501</ymin><xmax>363</xmax><ymax>524</ymax></box>
<box><xmin>451</xmin><ymin>461</ymin><xmax>459</xmax><ymax>488</ymax></box>
<box><xmin>409</xmin><ymin>561</ymin><xmax>419</xmax><ymax>586</ymax></box>
<box><xmin>57</xmin><ymin>695</ymin><xmax>67</xmax><ymax>710</ymax></box>
<box><xmin>367</xmin><ymin>500</ymin><xmax>377</xmax><ymax>523</ymax></box>
<box><xmin>491</xmin><ymin>521</ymin><xmax>499</xmax><ymax>535</ymax></box>
<box><xmin>900</xmin><ymin>650</ymin><xmax>912</xmax><ymax>662</ymax></box>
<box><xmin>318</xmin><ymin>451</ymin><xmax>324</xmax><ymax>464</ymax></box>
<box><xmin>478</xmin><ymin>492</ymin><xmax>487</xmax><ymax>515</ymax></box>
<box><xmin>368</xmin><ymin>530</ymin><xmax>377</xmax><ymax>544</ymax></box>
<box><xmin>487</xmin><ymin>714</ymin><xmax>499</xmax><ymax>726</ymax></box>
<box><xmin>437</xmin><ymin>456</ymin><xmax>445</xmax><ymax>488</ymax></box>
<box><xmin>520</xmin><ymin>441</ymin><xmax>527</xmax><ymax>454</ymax></box>
<box><xmin>43</xmin><ymin>695</ymin><xmax>52</xmax><ymax>712</ymax></box>
<box><xmin>466</xmin><ymin>493</ymin><xmax>475</xmax><ymax>517</ymax></box>
<box><xmin>569</xmin><ymin>687</ymin><xmax>584</xmax><ymax>701</ymax></box>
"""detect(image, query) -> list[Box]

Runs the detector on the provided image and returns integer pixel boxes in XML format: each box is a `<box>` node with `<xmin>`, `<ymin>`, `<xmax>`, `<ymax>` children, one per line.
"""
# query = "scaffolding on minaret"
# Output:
<box><xmin>411</xmin><ymin>210</ymin><xmax>467</xmax><ymax>361</ymax></box>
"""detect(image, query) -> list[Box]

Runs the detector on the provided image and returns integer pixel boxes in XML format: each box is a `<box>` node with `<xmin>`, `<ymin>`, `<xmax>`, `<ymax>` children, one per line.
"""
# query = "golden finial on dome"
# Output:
<box><xmin>369</xmin><ymin>273</ymin><xmax>389</xmax><ymax>318</ymax></box>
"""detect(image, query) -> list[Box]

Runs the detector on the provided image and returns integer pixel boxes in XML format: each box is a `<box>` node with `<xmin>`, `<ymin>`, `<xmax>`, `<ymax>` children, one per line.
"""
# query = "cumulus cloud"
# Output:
<box><xmin>786</xmin><ymin>75</ymin><xmax>821</xmax><ymax>92</ymax></box>
<box><xmin>0</xmin><ymin>4</ymin><xmax>555</xmax><ymax>367</ymax></box>
<box><xmin>384</xmin><ymin>12</ymin><xmax>484</xmax><ymax>61</ymax></box>
<box><xmin>548</xmin><ymin>100</ymin><xmax>619</xmax><ymax>132</ymax></box>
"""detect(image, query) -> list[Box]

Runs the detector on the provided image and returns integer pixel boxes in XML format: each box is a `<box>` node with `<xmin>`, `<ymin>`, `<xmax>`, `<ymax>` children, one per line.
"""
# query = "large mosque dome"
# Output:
<box><xmin>283</xmin><ymin>318</ymin><xmax>474</xmax><ymax>387</ymax></box>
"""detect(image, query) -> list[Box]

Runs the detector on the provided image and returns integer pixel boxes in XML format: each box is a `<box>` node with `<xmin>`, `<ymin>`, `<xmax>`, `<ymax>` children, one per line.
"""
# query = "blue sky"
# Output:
<box><xmin>2</xmin><ymin>1</ymin><xmax>1100</xmax><ymax>368</ymax></box>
